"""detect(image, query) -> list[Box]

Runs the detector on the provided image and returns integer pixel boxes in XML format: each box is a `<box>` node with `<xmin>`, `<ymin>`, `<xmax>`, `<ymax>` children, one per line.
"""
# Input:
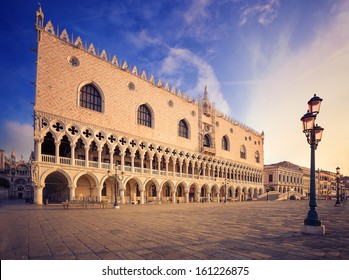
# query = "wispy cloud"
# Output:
<box><xmin>127</xmin><ymin>30</ymin><xmax>163</xmax><ymax>48</ymax></box>
<box><xmin>161</xmin><ymin>48</ymin><xmax>230</xmax><ymax>114</ymax></box>
<box><xmin>239</xmin><ymin>0</ymin><xmax>280</xmax><ymax>26</ymax></box>
<box><xmin>184</xmin><ymin>0</ymin><xmax>211</xmax><ymax>24</ymax></box>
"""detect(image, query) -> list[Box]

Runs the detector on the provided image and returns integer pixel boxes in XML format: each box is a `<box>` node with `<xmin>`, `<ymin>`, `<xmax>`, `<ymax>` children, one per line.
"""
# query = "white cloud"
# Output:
<box><xmin>161</xmin><ymin>48</ymin><xmax>230</xmax><ymax>115</ymax></box>
<box><xmin>239</xmin><ymin>0</ymin><xmax>280</xmax><ymax>26</ymax></box>
<box><xmin>245</xmin><ymin>0</ymin><xmax>349</xmax><ymax>174</ymax></box>
<box><xmin>184</xmin><ymin>0</ymin><xmax>211</xmax><ymax>24</ymax></box>
<box><xmin>127</xmin><ymin>30</ymin><xmax>163</xmax><ymax>48</ymax></box>
<box><xmin>0</xmin><ymin>121</ymin><xmax>33</xmax><ymax>161</ymax></box>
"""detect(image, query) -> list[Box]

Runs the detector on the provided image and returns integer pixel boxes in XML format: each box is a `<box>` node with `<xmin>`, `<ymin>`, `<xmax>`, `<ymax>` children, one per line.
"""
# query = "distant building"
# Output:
<box><xmin>0</xmin><ymin>149</ymin><xmax>33</xmax><ymax>199</ymax></box>
<box><xmin>31</xmin><ymin>7</ymin><xmax>265</xmax><ymax>205</ymax></box>
<box><xmin>263</xmin><ymin>161</ymin><xmax>305</xmax><ymax>199</ymax></box>
<box><xmin>340</xmin><ymin>176</ymin><xmax>349</xmax><ymax>199</ymax></box>
<box><xmin>317</xmin><ymin>169</ymin><xmax>336</xmax><ymax>197</ymax></box>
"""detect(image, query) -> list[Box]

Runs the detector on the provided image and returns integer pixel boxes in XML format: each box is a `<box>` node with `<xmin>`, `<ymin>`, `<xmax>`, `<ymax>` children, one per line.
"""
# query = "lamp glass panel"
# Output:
<box><xmin>302</xmin><ymin>115</ymin><xmax>315</xmax><ymax>131</ymax></box>
<box><xmin>314</xmin><ymin>127</ymin><xmax>323</xmax><ymax>141</ymax></box>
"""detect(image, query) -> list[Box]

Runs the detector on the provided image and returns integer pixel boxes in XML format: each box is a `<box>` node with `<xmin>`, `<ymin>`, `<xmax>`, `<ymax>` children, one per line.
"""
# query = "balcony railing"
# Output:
<box><xmin>75</xmin><ymin>159</ymin><xmax>85</xmax><ymax>166</ymax></box>
<box><xmin>88</xmin><ymin>161</ymin><xmax>98</xmax><ymax>168</ymax></box>
<box><xmin>42</xmin><ymin>155</ymin><xmax>55</xmax><ymax>163</ymax></box>
<box><xmin>60</xmin><ymin>157</ymin><xmax>71</xmax><ymax>165</ymax></box>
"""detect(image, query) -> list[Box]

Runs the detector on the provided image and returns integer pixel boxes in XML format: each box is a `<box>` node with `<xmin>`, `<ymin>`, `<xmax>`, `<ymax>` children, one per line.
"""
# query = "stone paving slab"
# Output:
<box><xmin>0</xmin><ymin>199</ymin><xmax>348</xmax><ymax>260</ymax></box>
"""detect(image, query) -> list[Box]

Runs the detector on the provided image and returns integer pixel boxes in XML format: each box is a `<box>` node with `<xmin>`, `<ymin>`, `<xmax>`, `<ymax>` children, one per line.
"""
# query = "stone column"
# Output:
<box><xmin>35</xmin><ymin>138</ymin><xmax>42</xmax><ymax>162</ymax></box>
<box><xmin>84</xmin><ymin>146</ymin><xmax>89</xmax><ymax>167</ymax></box>
<box><xmin>69</xmin><ymin>185</ymin><xmax>76</xmax><ymax>201</ymax></box>
<box><xmin>172</xmin><ymin>189</ymin><xmax>176</xmax><ymax>203</ymax></box>
<box><xmin>34</xmin><ymin>184</ymin><xmax>43</xmax><ymax>205</ymax></box>
<box><xmin>70</xmin><ymin>143</ymin><xmax>75</xmax><ymax>166</ymax></box>
<box><xmin>109</xmin><ymin>152</ymin><xmax>113</xmax><ymax>171</ymax></box>
<box><xmin>120</xmin><ymin>188</ymin><xmax>125</xmax><ymax>204</ymax></box>
<box><xmin>185</xmin><ymin>161</ymin><xmax>189</xmax><ymax>178</ymax></box>
<box><xmin>157</xmin><ymin>155</ymin><xmax>161</xmax><ymax>174</ymax></box>
<box><xmin>165</xmin><ymin>158</ymin><xmax>169</xmax><ymax>177</ymax></box>
<box><xmin>55</xmin><ymin>140</ymin><xmax>60</xmax><ymax>164</ymax></box>
<box><xmin>96</xmin><ymin>186</ymin><xmax>102</xmax><ymax>202</ymax></box>
<box><xmin>179</xmin><ymin>159</ymin><xmax>183</xmax><ymax>177</ymax></box>
<box><xmin>131</xmin><ymin>154</ymin><xmax>135</xmax><ymax>173</ymax></box>
<box><xmin>196</xmin><ymin>191</ymin><xmax>200</xmax><ymax>202</ymax></box>
<box><xmin>140</xmin><ymin>152</ymin><xmax>144</xmax><ymax>174</ymax></box>
<box><xmin>140</xmin><ymin>189</ymin><xmax>144</xmax><ymax>205</ymax></box>
<box><xmin>185</xmin><ymin>190</ymin><xmax>189</xmax><ymax>203</ymax></box>
<box><xmin>157</xmin><ymin>188</ymin><xmax>162</xmax><ymax>204</ymax></box>
<box><xmin>207</xmin><ymin>192</ymin><xmax>211</xmax><ymax>203</ymax></box>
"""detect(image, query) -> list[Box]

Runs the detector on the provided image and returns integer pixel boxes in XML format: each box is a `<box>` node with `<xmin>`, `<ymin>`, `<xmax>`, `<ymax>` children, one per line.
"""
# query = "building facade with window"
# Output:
<box><xmin>32</xmin><ymin>8</ymin><xmax>265</xmax><ymax>205</ymax></box>
<box><xmin>0</xmin><ymin>149</ymin><xmax>33</xmax><ymax>200</ymax></box>
<box><xmin>263</xmin><ymin>161</ymin><xmax>306</xmax><ymax>199</ymax></box>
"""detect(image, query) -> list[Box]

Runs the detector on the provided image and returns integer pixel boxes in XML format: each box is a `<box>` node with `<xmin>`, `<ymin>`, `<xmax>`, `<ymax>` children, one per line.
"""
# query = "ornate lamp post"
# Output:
<box><xmin>266</xmin><ymin>186</ymin><xmax>270</xmax><ymax>201</ymax></box>
<box><xmin>300</xmin><ymin>94</ymin><xmax>325</xmax><ymax>235</ymax></box>
<box><xmin>107</xmin><ymin>164</ymin><xmax>124</xmax><ymax>209</ymax></box>
<box><xmin>335</xmin><ymin>167</ymin><xmax>341</xmax><ymax>207</ymax></box>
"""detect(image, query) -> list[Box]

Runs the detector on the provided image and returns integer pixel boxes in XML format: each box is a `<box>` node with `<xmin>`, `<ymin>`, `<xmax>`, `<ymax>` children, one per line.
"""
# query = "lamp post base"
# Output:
<box><xmin>113</xmin><ymin>205</ymin><xmax>120</xmax><ymax>209</ymax></box>
<box><xmin>335</xmin><ymin>202</ymin><xmax>341</xmax><ymax>207</ymax></box>
<box><xmin>301</xmin><ymin>224</ymin><xmax>325</xmax><ymax>235</ymax></box>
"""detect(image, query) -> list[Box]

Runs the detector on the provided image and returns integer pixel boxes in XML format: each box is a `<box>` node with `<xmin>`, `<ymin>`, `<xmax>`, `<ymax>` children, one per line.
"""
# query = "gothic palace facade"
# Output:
<box><xmin>32</xmin><ymin>8</ymin><xmax>265</xmax><ymax>205</ymax></box>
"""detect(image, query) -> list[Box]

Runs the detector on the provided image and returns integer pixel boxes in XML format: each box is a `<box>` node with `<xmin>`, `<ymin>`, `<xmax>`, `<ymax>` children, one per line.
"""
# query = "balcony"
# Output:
<box><xmin>202</xmin><ymin>146</ymin><xmax>216</xmax><ymax>155</ymax></box>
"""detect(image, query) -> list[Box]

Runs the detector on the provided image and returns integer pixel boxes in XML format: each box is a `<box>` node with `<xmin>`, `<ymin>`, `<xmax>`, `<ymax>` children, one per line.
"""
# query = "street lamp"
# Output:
<box><xmin>300</xmin><ymin>94</ymin><xmax>325</xmax><ymax>235</ymax></box>
<box><xmin>335</xmin><ymin>167</ymin><xmax>341</xmax><ymax>207</ymax></box>
<box><xmin>107</xmin><ymin>164</ymin><xmax>124</xmax><ymax>209</ymax></box>
<box><xmin>266</xmin><ymin>186</ymin><xmax>270</xmax><ymax>201</ymax></box>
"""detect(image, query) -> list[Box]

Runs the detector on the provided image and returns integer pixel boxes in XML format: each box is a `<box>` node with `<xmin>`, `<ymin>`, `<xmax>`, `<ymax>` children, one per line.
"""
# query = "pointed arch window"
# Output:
<box><xmin>255</xmin><ymin>151</ymin><xmax>260</xmax><ymax>163</ymax></box>
<box><xmin>222</xmin><ymin>135</ymin><xmax>229</xmax><ymax>151</ymax></box>
<box><xmin>137</xmin><ymin>104</ymin><xmax>152</xmax><ymax>127</ymax></box>
<box><xmin>178</xmin><ymin>119</ymin><xmax>189</xmax><ymax>138</ymax></box>
<box><xmin>240</xmin><ymin>145</ymin><xmax>247</xmax><ymax>159</ymax></box>
<box><xmin>204</xmin><ymin>134</ymin><xmax>211</xmax><ymax>147</ymax></box>
<box><xmin>80</xmin><ymin>84</ymin><xmax>102</xmax><ymax>112</ymax></box>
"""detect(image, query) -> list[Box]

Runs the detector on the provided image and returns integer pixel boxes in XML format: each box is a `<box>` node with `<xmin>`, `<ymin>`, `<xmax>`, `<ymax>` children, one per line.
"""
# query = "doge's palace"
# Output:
<box><xmin>32</xmin><ymin>7</ymin><xmax>265</xmax><ymax>205</ymax></box>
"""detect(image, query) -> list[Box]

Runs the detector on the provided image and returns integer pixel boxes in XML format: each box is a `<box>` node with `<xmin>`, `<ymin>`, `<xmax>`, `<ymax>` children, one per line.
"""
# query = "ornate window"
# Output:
<box><xmin>137</xmin><ymin>104</ymin><xmax>152</xmax><ymax>127</ymax></box>
<box><xmin>222</xmin><ymin>135</ymin><xmax>229</xmax><ymax>151</ymax></box>
<box><xmin>80</xmin><ymin>84</ymin><xmax>102</xmax><ymax>112</ymax></box>
<box><xmin>240</xmin><ymin>145</ymin><xmax>247</xmax><ymax>159</ymax></box>
<box><xmin>203</xmin><ymin>134</ymin><xmax>211</xmax><ymax>147</ymax></box>
<box><xmin>178</xmin><ymin>119</ymin><xmax>189</xmax><ymax>138</ymax></box>
<box><xmin>255</xmin><ymin>151</ymin><xmax>260</xmax><ymax>163</ymax></box>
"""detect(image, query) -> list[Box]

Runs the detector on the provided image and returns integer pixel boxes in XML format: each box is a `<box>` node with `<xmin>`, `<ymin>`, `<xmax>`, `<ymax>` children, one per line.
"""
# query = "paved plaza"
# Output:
<box><xmin>0</xmin><ymin>199</ymin><xmax>348</xmax><ymax>260</ymax></box>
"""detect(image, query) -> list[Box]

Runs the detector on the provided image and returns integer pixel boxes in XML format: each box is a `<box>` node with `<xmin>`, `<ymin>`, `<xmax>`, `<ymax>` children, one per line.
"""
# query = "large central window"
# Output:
<box><xmin>80</xmin><ymin>84</ymin><xmax>102</xmax><ymax>112</ymax></box>
<box><xmin>137</xmin><ymin>104</ymin><xmax>152</xmax><ymax>127</ymax></box>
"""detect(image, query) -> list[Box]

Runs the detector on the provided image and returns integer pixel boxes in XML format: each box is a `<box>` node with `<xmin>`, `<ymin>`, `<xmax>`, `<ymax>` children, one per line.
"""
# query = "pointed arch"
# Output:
<box><xmin>137</xmin><ymin>103</ymin><xmax>154</xmax><ymax>128</ymax></box>
<box><xmin>240</xmin><ymin>145</ymin><xmax>247</xmax><ymax>159</ymax></box>
<box><xmin>222</xmin><ymin>135</ymin><xmax>230</xmax><ymax>151</ymax></box>
<box><xmin>178</xmin><ymin>118</ymin><xmax>190</xmax><ymax>139</ymax></box>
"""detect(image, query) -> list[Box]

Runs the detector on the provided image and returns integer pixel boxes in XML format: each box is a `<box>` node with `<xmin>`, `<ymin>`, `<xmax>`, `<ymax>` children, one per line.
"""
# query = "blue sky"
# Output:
<box><xmin>1</xmin><ymin>0</ymin><xmax>348</xmax><ymax>174</ymax></box>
